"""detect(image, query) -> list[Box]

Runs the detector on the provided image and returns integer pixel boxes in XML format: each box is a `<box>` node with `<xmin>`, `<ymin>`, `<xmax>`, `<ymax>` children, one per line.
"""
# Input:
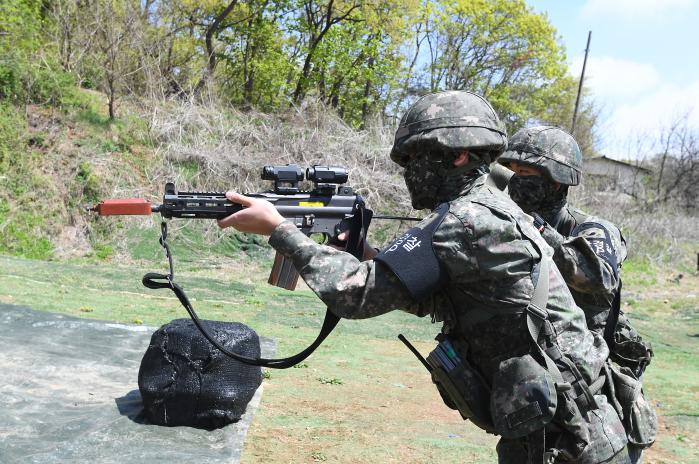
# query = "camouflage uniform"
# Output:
<box><xmin>499</xmin><ymin>126</ymin><xmax>656</xmax><ymax>460</ymax></box>
<box><xmin>269</xmin><ymin>93</ymin><xmax>632</xmax><ymax>463</ymax></box>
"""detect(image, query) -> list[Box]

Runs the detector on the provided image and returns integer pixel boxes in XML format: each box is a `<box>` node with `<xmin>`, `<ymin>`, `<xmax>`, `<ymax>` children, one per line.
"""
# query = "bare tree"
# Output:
<box><xmin>93</xmin><ymin>1</ymin><xmax>140</xmax><ymax>119</ymax></box>
<box><xmin>655</xmin><ymin>114</ymin><xmax>699</xmax><ymax>209</ymax></box>
<box><xmin>630</xmin><ymin>112</ymin><xmax>699</xmax><ymax>210</ymax></box>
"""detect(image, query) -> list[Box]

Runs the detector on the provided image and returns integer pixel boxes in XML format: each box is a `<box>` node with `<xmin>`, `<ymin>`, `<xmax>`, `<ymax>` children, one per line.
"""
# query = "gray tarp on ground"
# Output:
<box><xmin>0</xmin><ymin>304</ymin><xmax>274</xmax><ymax>464</ymax></box>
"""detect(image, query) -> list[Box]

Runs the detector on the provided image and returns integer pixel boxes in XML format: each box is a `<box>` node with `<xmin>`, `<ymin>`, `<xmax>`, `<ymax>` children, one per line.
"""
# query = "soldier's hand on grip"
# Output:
<box><xmin>217</xmin><ymin>192</ymin><xmax>285</xmax><ymax>235</ymax></box>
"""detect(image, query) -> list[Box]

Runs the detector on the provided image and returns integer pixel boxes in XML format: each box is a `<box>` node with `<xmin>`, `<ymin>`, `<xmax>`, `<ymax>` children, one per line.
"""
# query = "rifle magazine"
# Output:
<box><xmin>268</xmin><ymin>252</ymin><xmax>300</xmax><ymax>290</ymax></box>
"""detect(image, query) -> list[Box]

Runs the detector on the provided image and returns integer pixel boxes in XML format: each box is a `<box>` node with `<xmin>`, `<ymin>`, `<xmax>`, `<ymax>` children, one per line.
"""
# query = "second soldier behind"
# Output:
<box><xmin>499</xmin><ymin>126</ymin><xmax>657</xmax><ymax>461</ymax></box>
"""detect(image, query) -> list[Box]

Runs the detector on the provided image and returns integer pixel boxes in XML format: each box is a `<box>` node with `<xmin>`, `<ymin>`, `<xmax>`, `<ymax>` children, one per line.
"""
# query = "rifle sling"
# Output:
<box><xmin>603</xmin><ymin>280</ymin><xmax>622</xmax><ymax>350</ymax></box>
<box><xmin>143</xmin><ymin>206</ymin><xmax>370</xmax><ymax>369</ymax></box>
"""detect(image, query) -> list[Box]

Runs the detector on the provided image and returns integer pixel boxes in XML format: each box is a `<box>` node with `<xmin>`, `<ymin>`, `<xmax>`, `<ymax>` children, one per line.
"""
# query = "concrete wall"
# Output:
<box><xmin>583</xmin><ymin>157</ymin><xmax>649</xmax><ymax>192</ymax></box>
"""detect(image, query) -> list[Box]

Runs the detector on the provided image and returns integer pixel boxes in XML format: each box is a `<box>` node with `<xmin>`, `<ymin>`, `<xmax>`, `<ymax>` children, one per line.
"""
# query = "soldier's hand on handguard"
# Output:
<box><xmin>217</xmin><ymin>192</ymin><xmax>285</xmax><ymax>235</ymax></box>
<box><xmin>331</xmin><ymin>231</ymin><xmax>378</xmax><ymax>261</ymax></box>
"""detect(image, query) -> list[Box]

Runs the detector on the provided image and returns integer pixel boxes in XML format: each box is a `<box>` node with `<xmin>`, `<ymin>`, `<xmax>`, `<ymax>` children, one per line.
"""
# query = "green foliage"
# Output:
<box><xmin>0</xmin><ymin>203</ymin><xmax>53</xmax><ymax>259</ymax></box>
<box><xmin>173</xmin><ymin>160</ymin><xmax>201</xmax><ymax>183</ymax></box>
<box><xmin>4</xmin><ymin>0</ymin><xmax>588</xmax><ymax>133</ymax></box>
<box><xmin>0</xmin><ymin>102</ymin><xmax>54</xmax><ymax>259</ymax></box>
<box><xmin>93</xmin><ymin>244</ymin><xmax>114</xmax><ymax>260</ymax></box>
<box><xmin>76</xmin><ymin>161</ymin><xmax>101</xmax><ymax>203</ymax></box>
<box><xmin>219</xmin><ymin>0</ymin><xmax>297</xmax><ymax>109</ymax></box>
<box><xmin>408</xmin><ymin>0</ymin><xmax>575</xmax><ymax>135</ymax></box>
<box><xmin>622</xmin><ymin>256</ymin><xmax>658</xmax><ymax>287</ymax></box>
<box><xmin>317</xmin><ymin>377</ymin><xmax>343</xmax><ymax>385</ymax></box>
<box><xmin>0</xmin><ymin>0</ymin><xmax>42</xmax><ymax>100</ymax></box>
<box><xmin>0</xmin><ymin>103</ymin><xmax>24</xmax><ymax>175</ymax></box>
<box><xmin>0</xmin><ymin>0</ymin><xmax>600</xmax><ymax>263</ymax></box>
<box><xmin>0</xmin><ymin>0</ymin><xmax>77</xmax><ymax>106</ymax></box>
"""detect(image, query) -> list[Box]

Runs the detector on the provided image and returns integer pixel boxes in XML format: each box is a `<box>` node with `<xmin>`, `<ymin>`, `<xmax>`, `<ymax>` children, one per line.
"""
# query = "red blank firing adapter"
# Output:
<box><xmin>90</xmin><ymin>199</ymin><xmax>153</xmax><ymax>216</ymax></box>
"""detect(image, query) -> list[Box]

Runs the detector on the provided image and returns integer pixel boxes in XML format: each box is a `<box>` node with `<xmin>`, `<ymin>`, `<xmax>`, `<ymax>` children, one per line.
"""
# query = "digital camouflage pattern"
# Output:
<box><xmin>508</xmin><ymin>174</ymin><xmax>566</xmax><ymax>215</ymax></box>
<box><xmin>391</xmin><ymin>90</ymin><xmax>507</xmax><ymax>210</ymax></box>
<box><xmin>501</xmin><ymin>126</ymin><xmax>655</xmax><ymax>460</ymax></box>
<box><xmin>268</xmin><ymin>96</ymin><xmax>630</xmax><ymax>463</ymax></box>
<box><xmin>499</xmin><ymin>126</ymin><xmax>583</xmax><ymax>186</ymax></box>
<box><xmin>390</xmin><ymin>90</ymin><xmax>507</xmax><ymax>167</ymax></box>
<box><xmin>269</xmin><ymin>177</ymin><xmax>609</xmax><ymax>385</ymax></box>
<box><xmin>269</xmin><ymin>176</ymin><xmax>630</xmax><ymax>462</ymax></box>
<box><xmin>402</xmin><ymin>155</ymin><xmax>489</xmax><ymax>210</ymax></box>
<box><xmin>539</xmin><ymin>205</ymin><xmax>627</xmax><ymax>333</ymax></box>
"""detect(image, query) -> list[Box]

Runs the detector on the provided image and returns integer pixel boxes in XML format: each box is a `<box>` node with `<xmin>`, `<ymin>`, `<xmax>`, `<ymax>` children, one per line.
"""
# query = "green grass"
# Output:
<box><xmin>0</xmin><ymin>253</ymin><xmax>437</xmax><ymax>349</ymax></box>
<box><xmin>125</xmin><ymin>221</ymin><xmax>271</xmax><ymax>263</ymax></box>
<box><xmin>0</xmin><ymin>103</ymin><xmax>56</xmax><ymax>259</ymax></box>
<box><xmin>622</xmin><ymin>256</ymin><xmax>659</xmax><ymax>287</ymax></box>
<box><xmin>0</xmin><ymin>254</ymin><xmax>697</xmax><ymax>463</ymax></box>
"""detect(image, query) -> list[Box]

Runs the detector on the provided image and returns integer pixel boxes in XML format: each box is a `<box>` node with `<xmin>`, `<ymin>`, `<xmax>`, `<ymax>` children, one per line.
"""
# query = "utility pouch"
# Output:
<box><xmin>611</xmin><ymin>333</ymin><xmax>653</xmax><ymax>379</ymax></box>
<box><xmin>607</xmin><ymin>361</ymin><xmax>657</xmax><ymax>448</ymax></box>
<box><xmin>427</xmin><ymin>337</ymin><xmax>495</xmax><ymax>433</ymax></box>
<box><xmin>578</xmin><ymin>394</ymin><xmax>628</xmax><ymax>464</ymax></box>
<box><xmin>490</xmin><ymin>354</ymin><xmax>557</xmax><ymax>439</ymax></box>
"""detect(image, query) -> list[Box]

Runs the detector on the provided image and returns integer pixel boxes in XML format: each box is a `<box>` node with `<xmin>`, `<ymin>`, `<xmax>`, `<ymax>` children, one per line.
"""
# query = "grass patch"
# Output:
<box><xmin>0</xmin><ymin>105</ymin><xmax>56</xmax><ymax>259</ymax></box>
<box><xmin>623</xmin><ymin>256</ymin><xmax>658</xmax><ymax>287</ymax></box>
<box><xmin>0</xmin><ymin>254</ymin><xmax>697</xmax><ymax>463</ymax></box>
<box><xmin>125</xmin><ymin>220</ymin><xmax>271</xmax><ymax>264</ymax></box>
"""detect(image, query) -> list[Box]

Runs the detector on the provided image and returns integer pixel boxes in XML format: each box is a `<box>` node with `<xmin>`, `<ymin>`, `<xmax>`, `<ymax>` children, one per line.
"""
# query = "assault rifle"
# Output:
<box><xmin>89</xmin><ymin>164</ymin><xmax>417</xmax><ymax>369</ymax></box>
<box><xmin>90</xmin><ymin>164</ymin><xmax>372</xmax><ymax>290</ymax></box>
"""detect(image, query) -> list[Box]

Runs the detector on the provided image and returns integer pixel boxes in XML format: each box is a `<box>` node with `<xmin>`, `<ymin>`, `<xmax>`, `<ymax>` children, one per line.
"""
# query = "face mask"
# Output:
<box><xmin>403</xmin><ymin>157</ymin><xmax>443</xmax><ymax>210</ymax></box>
<box><xmin>508</xmin><ymin>175</ymin><xmax>560</xmax><ymax>213</ymax></box>
<box><xmin>403</xmin><ymin>155</ymin><xmax>490</xmax><ymax>210</ymax></box>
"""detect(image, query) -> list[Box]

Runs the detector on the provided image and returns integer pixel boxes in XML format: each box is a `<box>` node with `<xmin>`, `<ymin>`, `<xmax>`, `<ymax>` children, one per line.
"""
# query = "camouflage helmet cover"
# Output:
<box><xmin>390</xmin><ymin>90</ymin><xmax>508</xmax><ymax>165</ymax></box>
<box><xmin>498</xmin><ymin>126</ymin><xmax>583</xmax><ymax>186</ymax></box>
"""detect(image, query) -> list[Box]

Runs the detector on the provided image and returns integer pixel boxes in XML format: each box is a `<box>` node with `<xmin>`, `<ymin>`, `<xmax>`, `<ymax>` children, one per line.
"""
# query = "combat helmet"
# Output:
<box><xmin>498</xmin><ymin>126</ymin><xmax>582</xmax><ymax>186</ymax></box>
<box><xmin>390</xmin><ymin>90</ymin><xmax>507</xmax><ymax>166</ymax></box>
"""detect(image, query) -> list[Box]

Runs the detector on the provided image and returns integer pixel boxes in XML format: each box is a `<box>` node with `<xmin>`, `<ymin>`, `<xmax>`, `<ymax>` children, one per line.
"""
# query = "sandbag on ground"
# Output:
<box><xmin>0</xmin><ymin>304</ymin><xmax>274</xmax><ymax>464</ymax></box>
<box><xmin>139</xmin><ymin>318</ymin><xmax>263</xmax><ymax>429</ymax></box>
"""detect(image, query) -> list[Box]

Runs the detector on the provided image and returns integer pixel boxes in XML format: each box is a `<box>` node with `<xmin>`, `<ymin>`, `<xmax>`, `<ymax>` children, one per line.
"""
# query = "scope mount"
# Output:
<box><xmin>262</xmin><ymin>164</ymin><xmax>304</xmax><ymax>194</ymax></box>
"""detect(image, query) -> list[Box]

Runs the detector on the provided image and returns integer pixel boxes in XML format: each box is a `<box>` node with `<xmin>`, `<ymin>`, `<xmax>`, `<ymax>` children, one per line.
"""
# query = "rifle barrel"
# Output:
<box><xmin>373</xmin><ymin>215</ymin><xmax>421</xmax><ymax>221</ymax></box>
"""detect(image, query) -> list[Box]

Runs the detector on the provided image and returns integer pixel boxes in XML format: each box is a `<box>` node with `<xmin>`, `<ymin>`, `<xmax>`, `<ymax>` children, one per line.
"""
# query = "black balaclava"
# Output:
<box><xmin>403</xmin><ymin>152</ymin><xmax>489</xmax><ymax>210</ymax></box>
<box><xmin>508</xmin><ymin>175</ymin><xmax>567</xmax><ymax>225</ymax></box>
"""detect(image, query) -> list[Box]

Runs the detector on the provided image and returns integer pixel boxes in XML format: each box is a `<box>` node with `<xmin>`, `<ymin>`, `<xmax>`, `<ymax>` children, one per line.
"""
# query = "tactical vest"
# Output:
<box><xmin>450</xmin><ymin>182</ymin><xmax>617</xmax><ymax>455</ymax></box>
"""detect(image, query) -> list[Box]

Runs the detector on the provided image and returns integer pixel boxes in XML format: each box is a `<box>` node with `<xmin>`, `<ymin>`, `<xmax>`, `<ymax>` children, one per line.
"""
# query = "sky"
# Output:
<box><xmin>527</xmin><ymin>0</ymin><xmax>699</xmax><ymax>158</ymax></box>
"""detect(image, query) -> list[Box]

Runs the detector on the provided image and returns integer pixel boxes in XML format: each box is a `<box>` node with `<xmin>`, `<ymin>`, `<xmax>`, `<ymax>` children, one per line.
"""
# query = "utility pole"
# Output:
<box><xmin>571</xmin><ymin>31</ymin><xmax>592</xmax><ymax>135</ymax></box>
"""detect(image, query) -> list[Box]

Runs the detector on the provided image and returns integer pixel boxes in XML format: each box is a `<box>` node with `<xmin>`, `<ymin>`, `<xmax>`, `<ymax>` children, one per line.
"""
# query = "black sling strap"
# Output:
<box><xmin>143</xmin><ymin>205</ymin><xmax>371</xmax><ymax>369</ymax></box>
<box><xmin>603</xmin><ymin>280</ymin><xmax>622</xmax><ymax>350</ymax></box>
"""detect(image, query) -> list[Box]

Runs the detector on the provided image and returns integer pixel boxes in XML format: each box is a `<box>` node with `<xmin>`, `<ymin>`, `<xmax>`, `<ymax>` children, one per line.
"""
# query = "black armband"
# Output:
<box><xmin>374</xmin><ymin>203</ymin><xmax>450</xmax><ymax>301</ymax></box>
<box><xmin>572</xmin><ymin>222</ymin><xmax>619</xmax><ymax>278</ymax></box>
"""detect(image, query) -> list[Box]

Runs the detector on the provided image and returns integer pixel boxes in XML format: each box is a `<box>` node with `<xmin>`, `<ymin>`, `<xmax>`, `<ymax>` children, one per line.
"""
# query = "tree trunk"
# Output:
<box><xmin>108</xmin><ymin>78</ymin><xmax>116</xmax><ymax>120</ymax></box>
<box><xmin>196</xmin><ymin>0</ymin><xmax>239</xmax><ymax>93</ymax></box>
<box><xmin>360</xmin><ymin>57</ymin><xmax>375</xmax><ymax>129</ymax></box>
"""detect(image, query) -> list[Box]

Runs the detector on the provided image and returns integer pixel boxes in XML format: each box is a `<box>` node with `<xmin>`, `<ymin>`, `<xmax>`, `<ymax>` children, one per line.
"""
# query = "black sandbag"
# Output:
<box><xmin>138</xmin><ymin>318</ymin><xmax>262</xmax><ymax>430</ymax></box>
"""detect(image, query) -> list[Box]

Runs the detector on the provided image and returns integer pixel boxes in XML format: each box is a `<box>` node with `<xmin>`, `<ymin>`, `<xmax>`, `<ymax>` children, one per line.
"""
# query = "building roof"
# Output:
<box><xmin>584</xmin><ymin>155</ymin><xmax>653</xmax><ymax>174</ymax></box>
